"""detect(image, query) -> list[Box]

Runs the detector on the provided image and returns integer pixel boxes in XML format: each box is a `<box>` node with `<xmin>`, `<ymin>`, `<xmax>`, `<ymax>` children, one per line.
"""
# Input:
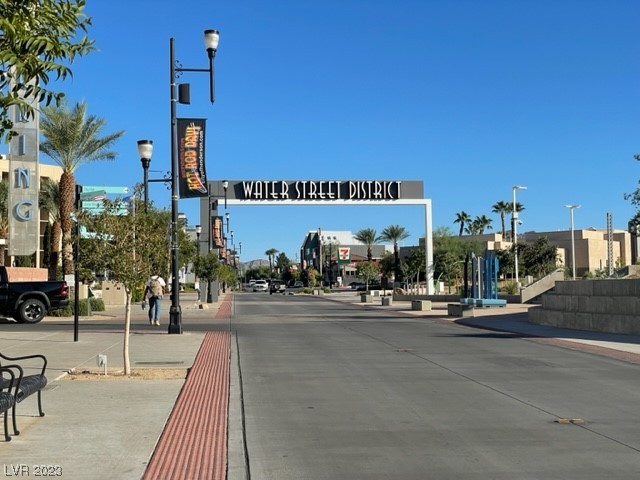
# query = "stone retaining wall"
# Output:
<box><xmin>528</xmin><ymin>279</ymin><xmax>640</xmax><ymax>335</ymax></box>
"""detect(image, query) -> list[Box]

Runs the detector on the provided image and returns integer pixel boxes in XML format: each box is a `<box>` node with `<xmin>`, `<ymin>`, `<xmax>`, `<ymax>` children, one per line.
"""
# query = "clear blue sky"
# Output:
<box><xmin>20</xmin><ymin>1</ymin><xmax>640</xmax><ymax>262</ymax></box>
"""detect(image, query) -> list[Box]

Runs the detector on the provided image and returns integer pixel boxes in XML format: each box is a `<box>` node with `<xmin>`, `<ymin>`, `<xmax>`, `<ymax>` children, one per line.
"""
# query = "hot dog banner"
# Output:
<box><xmin>177</xmin><ymin>118</ymin><xmax>208</xmax><ymax>198</ymax></box>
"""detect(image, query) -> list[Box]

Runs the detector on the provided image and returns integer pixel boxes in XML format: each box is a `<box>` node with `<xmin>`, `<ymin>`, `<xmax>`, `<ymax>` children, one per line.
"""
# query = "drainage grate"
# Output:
<box><xmin>555</xmin><ymin>418</ymin><xmax>585</xmax><ymax>425</ymax></box>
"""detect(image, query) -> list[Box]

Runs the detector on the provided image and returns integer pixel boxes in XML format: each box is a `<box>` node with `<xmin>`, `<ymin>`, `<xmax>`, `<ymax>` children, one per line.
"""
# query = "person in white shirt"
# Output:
<box><xmin>144</xmin><ymin>274</ymin><xmax>166</xmax><ymax>325</ymax></box>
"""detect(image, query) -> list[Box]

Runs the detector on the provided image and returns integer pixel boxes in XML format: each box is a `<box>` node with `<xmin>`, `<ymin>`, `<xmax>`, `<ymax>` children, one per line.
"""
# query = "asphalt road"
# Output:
<box><xmin>231</xmin><ymin>293</ymin><xmax>640</xmax><ymax>480</ymax></box>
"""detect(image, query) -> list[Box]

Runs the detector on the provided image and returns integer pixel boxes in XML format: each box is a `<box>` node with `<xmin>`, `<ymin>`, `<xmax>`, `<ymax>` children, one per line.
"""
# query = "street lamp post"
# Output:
<box><xmin>512</xmin><ymin>185</ymin><xmax>527</xmax><ymax>286</ymax></box>
<box><xmin>565</xmin><ymin>204</ymin><xmax>580</xmax><ymax>280</ymax></box>
<box><xmin>318</xmin><ymin>228</ymin><xmax>323</xmax><ymax>286</ymax></box>
<box><xmin>137</xmin><ymin>140</ymin><xmax>153</xmax><ymax>212</ymax></box>
<box><xmin>225</xmin><ymin>212</ymin><xmax>230</xmax><ymax>233</ymax></box>
<box><xmin>168</xmin><ymin>29</ymin><xmax>219</xmax><ymax>334</ymax></box>
<box><xmin>195</xmin><ymin>224</ymin><xmax>202</xmax><ymax>302</ymax></box>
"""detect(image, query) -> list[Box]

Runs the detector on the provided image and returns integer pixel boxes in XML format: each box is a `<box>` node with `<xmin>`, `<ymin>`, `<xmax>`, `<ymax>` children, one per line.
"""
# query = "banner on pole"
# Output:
<box><xmin>177</xmin><ymin>118</ymin><xmax>208</xmax><ymax>198</ymax></box>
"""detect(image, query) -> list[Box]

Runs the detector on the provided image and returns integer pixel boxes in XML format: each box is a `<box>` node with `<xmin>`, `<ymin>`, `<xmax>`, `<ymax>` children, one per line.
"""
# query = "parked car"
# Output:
<box><xmin>253</xmin><ymin>280</ymin><xmax>268</xmax><ymax>292</ymax></box>
<box><xmin>0</xmin><ymin>266</ymin><xmax>69</xmax><ymax>323</ymax></box>
<box><xmin>269</xmin><ymin>280</ymin><xmax>285</xmax><ymax>295</ymax></box>
<box><xmin>356</xmin><ymin>283</ymin><xmax>382</xmax><ymax>292</ymax></box>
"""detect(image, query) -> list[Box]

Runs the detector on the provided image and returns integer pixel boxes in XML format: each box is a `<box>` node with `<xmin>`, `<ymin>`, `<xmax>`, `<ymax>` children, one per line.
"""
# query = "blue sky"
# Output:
<box><xmin>12</xmin><ymin>1</ymin><xmax>640</xmax><ymax>262</ymax></box>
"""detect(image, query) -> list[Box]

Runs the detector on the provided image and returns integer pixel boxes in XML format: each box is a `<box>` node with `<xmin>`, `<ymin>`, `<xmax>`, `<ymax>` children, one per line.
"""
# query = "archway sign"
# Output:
<box><xmin>199</xmin><ymin>179</ymin><xmax>434</xmax><ymax>295</ymax></box>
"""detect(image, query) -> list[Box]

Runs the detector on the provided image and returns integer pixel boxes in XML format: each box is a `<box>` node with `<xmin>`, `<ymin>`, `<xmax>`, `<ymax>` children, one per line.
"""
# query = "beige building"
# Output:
<box><xmin>0</xmin><ymin>156</ymin><xmax>63</xmax><ymax>267</ymax></box>
<box><xmin>467</xmin><ymin>228</ymin><xmax>632</xmax><ymax>277</ymax></box>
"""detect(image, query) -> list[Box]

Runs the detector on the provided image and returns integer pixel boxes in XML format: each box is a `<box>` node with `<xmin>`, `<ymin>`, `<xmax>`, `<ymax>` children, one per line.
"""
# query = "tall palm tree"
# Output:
<box><xmin>354</xmin><ymin>228</ymin><xmax>381</xmax><ymax>261</ymax></box>
<box><xmin>39</xmin><ymin>178</ymin><xmax>62</xmax><ymax>279</ymax></box>
<box><xmin>265</xmin><ymin>248</ymin><xmax>278</xmax><ymax>275</ymax></box>
<box><xmin>380</xmin><ymin>225</ymin><xmax>410</xmax><ymax>277</ymax></box>
<box><xmin>453</xmin><ymin>211</ymin><xmax>470</xmax><ymax>237</ymax></box>
<box><xmin>491</xmin><ymin>201</ymin><xmax>510</xmax><ymax>238</ymax></box>
<box><xmin>40</xmin><ymin>101</ymin><xmax>125</xmax><ymax>274</ymax></box>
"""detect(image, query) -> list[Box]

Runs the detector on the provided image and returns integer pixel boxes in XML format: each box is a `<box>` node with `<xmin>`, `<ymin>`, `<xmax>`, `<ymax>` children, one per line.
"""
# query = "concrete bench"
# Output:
<box><xmin>0</xmin><ymin>352</ymin><xmax>47</xmax><ymax>438</ymax></box>
<box><xmin>381</xmin><ymin>297</ymin><xmax>393</xmax><ymax>306</ymax></box>
<box><xmin>447</xmin><ymin>303</ymin><xmax>475</xmax><ymax>317</ymax></box>
<box><xmin>411</xmin><ymin>300</ymin><xmax>432</xmax><ymax>311</ymax></box>
<box><xmin>360</xmin><ymin>294</ymin><xmax>373</xmax><ymax>303</ymax></box>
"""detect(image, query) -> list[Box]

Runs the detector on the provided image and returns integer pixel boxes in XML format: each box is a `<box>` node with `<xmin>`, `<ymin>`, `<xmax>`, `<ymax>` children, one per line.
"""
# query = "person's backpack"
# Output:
<box><xmin>150</xmin><ymin>277</ymin><xmax>163</xmax><ymax>296</ymax></box>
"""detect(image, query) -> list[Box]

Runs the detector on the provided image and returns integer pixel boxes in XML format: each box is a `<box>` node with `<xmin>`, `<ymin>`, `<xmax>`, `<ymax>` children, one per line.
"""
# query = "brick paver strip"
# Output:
<box><xmin>143</xmin><ymin>330</ymin><xmax>230</xmax><ymax>480</ymax></box>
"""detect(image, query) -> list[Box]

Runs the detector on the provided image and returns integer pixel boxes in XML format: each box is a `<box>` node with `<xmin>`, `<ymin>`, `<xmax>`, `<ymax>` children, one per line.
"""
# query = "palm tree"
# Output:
<box><xmin>453</xmin><ymin>211</ymin><xmax>471</xmax><ymax>237</ymax></box>
<box><xmin>265</xmin><ymin>248</ymin><xmax>278</xmax><ymax>275</ymax></box>
<box><xmin>471</xmin><ymin>215</ymin><xmax>493</xmax><ymax>235</ymax></box>
<box><xmin>40</xmin><ymin>101</ymin><xmax>125</xmax><ymax>274</ymax></box>
<box><xmin>354</xmin><ymin>228</ymin><xmax>381</xmax><ymax>261</ymax></box>
<box><xmin>491</xmin><ymin>201</ymin><xmax>510</xmax><ymax>238</ymax></box>
<box><xmin>39</xmin><ymin>179</ymin><xmax>62</xmax><ymax>280</ymax></box>
<box><xmin>380</xmin><ymin>225</ymin><xmax>410</xmax><ymax>277</ymax></box>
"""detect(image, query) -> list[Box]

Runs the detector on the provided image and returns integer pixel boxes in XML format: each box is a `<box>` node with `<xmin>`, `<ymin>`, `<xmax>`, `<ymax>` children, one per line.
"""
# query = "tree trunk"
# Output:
<box><xmin>49</xmin><ymin>220</ymin><xmax>62</xmax><ymax>280</ymax></box>
<box><xmin>59</xmin><ymin>171</ymin><xmax>76</xmax><ymax>274</ymax></box>
<box><xmin>124</xmin><ymin>290</ymin><xmax>131</xmax><ymax>375</ymax></box>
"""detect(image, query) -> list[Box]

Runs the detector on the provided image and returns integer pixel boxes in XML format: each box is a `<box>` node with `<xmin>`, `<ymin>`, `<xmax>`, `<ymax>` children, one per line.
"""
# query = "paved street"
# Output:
<box><xmin>231</xmin><ymin>293</ymin><xmax>640</xmax><ymax>480</ymax></box>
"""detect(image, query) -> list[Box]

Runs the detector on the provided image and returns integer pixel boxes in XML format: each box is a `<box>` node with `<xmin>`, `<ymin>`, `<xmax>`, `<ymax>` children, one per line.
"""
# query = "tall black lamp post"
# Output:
<box><xmin>167</xmin><ymin>29</ymin><xmax>219</xmax><ymax>334</ymax></box>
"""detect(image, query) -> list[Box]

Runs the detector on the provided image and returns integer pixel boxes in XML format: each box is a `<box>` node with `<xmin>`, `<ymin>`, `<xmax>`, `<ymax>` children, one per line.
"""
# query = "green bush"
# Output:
<box><xmin>501</xmin><ymin>281</ymin><xmax>519</xmax><ymax>295</ymax></box>
<box><xmin>50</xmin><ymin>297</ymin><xmax>105</xmax><ymax>317</ymax></box>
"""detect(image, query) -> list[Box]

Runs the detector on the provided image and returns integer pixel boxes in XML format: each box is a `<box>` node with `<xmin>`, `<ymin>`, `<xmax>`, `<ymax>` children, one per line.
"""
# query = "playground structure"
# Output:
<box><xmin>460</xmin><ymin>251</ymin><xmax>507</xmax><ymax>307</ymax></box>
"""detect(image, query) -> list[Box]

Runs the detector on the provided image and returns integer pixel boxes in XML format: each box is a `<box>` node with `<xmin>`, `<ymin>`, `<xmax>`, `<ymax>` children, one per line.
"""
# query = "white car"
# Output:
<box><xmin>253</xmin><ymin>280</ymin><xmax>268</xmax><ymax>292</ymax></box>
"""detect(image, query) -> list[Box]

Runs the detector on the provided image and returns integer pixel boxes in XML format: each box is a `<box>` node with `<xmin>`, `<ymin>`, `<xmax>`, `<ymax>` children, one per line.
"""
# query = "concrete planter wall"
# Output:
<box><xmin>529</xmin><ymin>279</ymin><xmax>640</xmax><ymax>335</ymax></box>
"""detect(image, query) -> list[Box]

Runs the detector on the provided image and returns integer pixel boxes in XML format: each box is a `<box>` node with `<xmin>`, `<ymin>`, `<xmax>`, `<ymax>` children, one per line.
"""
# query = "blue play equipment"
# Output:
<box><xmin>460</xmin><ymin>251</ymin><xmax>507</xmax><ymax>307</ymax></box>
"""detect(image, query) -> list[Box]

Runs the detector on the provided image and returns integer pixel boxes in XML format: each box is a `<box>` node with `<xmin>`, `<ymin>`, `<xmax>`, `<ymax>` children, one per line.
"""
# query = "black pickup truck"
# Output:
<box><xmin>0</xmin><ymin>267</ymin><xmax>69</xmax><ymax>323</ymax></box>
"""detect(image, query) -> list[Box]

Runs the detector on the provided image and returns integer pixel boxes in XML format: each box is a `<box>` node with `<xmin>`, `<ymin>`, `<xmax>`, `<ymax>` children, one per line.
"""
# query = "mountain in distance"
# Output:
<box><xmin>240</xmin><ymin>259</ymin><xmax>270</xmax><ymax>269</ymax></box>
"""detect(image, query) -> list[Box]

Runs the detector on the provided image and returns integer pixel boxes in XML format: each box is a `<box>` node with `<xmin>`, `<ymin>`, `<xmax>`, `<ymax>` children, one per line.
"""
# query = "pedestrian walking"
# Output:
<box><xmin>144</xmin><ymin>274</ymin><xmax>166</xmax><ymax>325</ymax></box>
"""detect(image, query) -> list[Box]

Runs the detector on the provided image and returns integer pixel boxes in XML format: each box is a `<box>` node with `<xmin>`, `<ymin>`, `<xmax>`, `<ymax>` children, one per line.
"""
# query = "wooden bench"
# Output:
<box><xmin>0</xmin><ymin>352</ymin><xmax>48</xmax><ymax>437</ymax></box>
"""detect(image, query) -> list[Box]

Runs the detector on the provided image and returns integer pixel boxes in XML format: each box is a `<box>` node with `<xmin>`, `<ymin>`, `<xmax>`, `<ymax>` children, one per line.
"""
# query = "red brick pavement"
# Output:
<box><xmin>143</xmin><ymin>294</ymin><xmax>233</xmax><ymax>480</ymax></box>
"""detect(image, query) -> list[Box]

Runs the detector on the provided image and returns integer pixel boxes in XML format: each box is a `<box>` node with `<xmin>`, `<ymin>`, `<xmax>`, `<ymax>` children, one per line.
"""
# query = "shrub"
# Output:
<box><xmin>50</xmin><ymin>298</ymin><xmax>105</xmax><ymax>317</ymax></box>
<box><xmin>501</xmin><ymin>281</ymin><xmax>519</xmax><ymax>295</ymax></box>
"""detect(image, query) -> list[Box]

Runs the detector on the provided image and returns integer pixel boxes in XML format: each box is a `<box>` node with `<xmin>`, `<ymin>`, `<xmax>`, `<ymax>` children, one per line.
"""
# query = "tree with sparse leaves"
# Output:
<box><xmin>78</xmin><ymin>200</ymin><xmax>170</xmax><ymax>375</ymax></box>
<box><xmin>0</xmin><ymin>0</ymin><xmax>95</xmax><ymax>141</ymax></box>
<box><xmin>356</xmin><ymin>261</ymin><xmax>380</xmax><ymax>291</ymax></box>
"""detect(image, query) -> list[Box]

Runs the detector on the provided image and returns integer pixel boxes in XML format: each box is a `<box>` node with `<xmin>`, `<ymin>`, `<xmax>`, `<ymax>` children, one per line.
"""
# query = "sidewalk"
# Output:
<box><xmin>322</xmin><ymin>291</ymin><xmax>640</xmax><ymax>362</ymax></box>
<box><xmin>0</xmin><ymin>293</ymin><xmax>227</xmax><ymax>480</ymax></box>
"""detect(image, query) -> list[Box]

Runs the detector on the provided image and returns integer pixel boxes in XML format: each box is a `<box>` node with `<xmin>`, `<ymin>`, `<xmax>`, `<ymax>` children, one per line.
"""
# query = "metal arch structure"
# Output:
<box><xmin>199</xmin><ymin>180</ymin><xmax>434</xmax><ymax>295</ymax></box>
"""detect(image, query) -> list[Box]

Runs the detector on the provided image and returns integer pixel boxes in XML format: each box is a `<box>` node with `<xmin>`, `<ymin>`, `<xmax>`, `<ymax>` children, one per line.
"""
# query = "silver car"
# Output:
<box><xmin>253</xmin><ymin>280</ymin><xmax>268</xmax><ymax>292</ymax></box>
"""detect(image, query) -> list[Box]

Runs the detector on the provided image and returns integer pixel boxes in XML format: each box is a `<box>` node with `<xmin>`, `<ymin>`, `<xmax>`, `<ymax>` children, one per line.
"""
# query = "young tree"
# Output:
<box><xmin>354</xmin><ymin>228</ymin><xmax>380</xmax><ymax>261</ymax></box>
<box><xmin>192</xmin><ymin>251</ymin><xmax>219</xmax><ymax>302</ymax></box>
<box><xmin>0</xmin><ymin>0</ymin><xmax>95</xmax><ymax>141</ymax></box>
<box><xmin>79</xmin><ymin>200</ymin><xmax>170</xmax><ymax>375</ymax></box>
<box><xmin>39</xmin><ymin>101</ymin><xmax>125</xmax><ymax>275</ymax></box>
<box><xmin>520</xmin><ymin>236</ymin><xmax>559</xmax><ymax>279</ymax></box>
<box><xmin>356</xmin><ymin>261</ymin><xmax>380</xmax><ymax>291</ymax></box>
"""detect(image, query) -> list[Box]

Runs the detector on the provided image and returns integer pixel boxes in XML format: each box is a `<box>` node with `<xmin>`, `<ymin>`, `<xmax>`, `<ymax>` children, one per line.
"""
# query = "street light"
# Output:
<box><xmin>222</xmin><ymin>180</ymin><xmax>229</xmax><ymax>209</ymax></box>
<box><xmin>512</xmin><ymin>185</ymin><xmax>527</xmax><ymax>286</ymax></box>
<box><xmin>225</xmin><ymin>211</ymin><xmax>230</xmax><ymax>232</ymax></box>
<box><xmin>318</xmin><ymin>228</ymin><xmax>323</xmax><ymax>285</ymax></box>
<box><xmin>565</xmin><ymin>204</ymin><xmax>581</xmax><ymax>280</ymax></box>
<box><xmin>195</xmin><ymin>224</ymin><xmax>202</xmax><ymax>302</ymax></box>
<box><xmin>137</xmin><ymin>140</ymin><xmax>153</xmax><ymax>212</ymax></box>
<box><xmin>168</xmin><ymin>29</ymin><xmax>219</xmax><ymax>334</ymax></box>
